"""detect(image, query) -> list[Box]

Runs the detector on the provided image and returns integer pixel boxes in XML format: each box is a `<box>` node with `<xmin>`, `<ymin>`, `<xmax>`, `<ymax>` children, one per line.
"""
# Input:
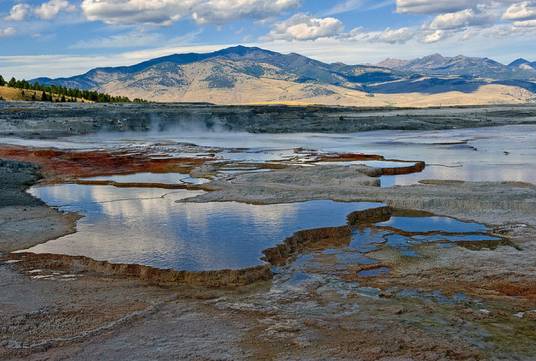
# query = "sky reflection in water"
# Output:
<box><xmin>2</xmin><ymin>125</ymin><xmax>536</xmax><ymax>184</ymax></box>
<box><xmin>23</xmin><ymin>184</ymin><xmax>382</xmax><ymax>271</ymax></box>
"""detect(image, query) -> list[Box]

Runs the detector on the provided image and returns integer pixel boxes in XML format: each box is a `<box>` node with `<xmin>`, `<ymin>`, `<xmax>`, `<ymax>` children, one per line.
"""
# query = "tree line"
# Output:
<box><xmin>0</xmin><ymin>74</ymin><xmax>146</xmax><ymax>103</ymax></box>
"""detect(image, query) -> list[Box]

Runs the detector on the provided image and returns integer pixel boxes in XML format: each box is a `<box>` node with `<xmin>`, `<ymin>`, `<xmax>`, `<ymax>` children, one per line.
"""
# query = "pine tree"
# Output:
<box><xmin>8</xmin><ymin>77</ymin><xmax>16</xmax><ymax>87</ymax></box>
<box><xmin>0</xmin><ymin>75</ymin><xmax>5</xmax><ymax>86</ymax></box>
<box><xmin>41</xmin><ymin>91</ymin><xmax>47</xmax><ymax>101</ymax></box>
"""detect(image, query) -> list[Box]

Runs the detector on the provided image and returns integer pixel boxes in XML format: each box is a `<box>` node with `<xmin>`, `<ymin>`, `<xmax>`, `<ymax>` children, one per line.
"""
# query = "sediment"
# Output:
<box><xmin>0</xmin><ymin>146</ymin><xmax>212</xmax><ymax>183</ymax></box>
<box><xmin>2</xmin><ymin>102</ymin><xmax>536</xmax><ymax>137</ymax></box>
<box><xmin>0</xmin><ymin>159</ymin><xmax>79</xmax><ymax>252</ymax></box>
<box><xmin>187</xmin><ymin>166</ymin><xmax>536</xmax><ymax>226</ymax></box>
<box><xmin>8</xmin><ymin>253</ymin><xmax>273</xmax><ymax>288</ymax></box>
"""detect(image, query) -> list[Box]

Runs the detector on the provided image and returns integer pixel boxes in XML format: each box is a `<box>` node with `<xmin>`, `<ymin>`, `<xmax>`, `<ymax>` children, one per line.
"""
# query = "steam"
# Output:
<box><xmin>147</xmin><ymin>113</ymin><xmax>232</xmax><ymax>134</ymax></box>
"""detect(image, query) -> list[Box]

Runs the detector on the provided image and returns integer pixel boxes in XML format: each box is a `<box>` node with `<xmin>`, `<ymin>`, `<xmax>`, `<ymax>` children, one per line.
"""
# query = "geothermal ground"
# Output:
<box><xmin>1</xmin><ymin>102</ymin><xmax>536</xmax><ymax>360</ymax></box>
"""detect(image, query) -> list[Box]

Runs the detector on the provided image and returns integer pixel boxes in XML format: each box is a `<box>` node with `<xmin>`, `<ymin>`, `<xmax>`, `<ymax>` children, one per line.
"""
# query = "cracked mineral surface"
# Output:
<box><xmin>1</xmin><ymin>103</ymin><xmax>536</xmax><ymax>360</ymax></box>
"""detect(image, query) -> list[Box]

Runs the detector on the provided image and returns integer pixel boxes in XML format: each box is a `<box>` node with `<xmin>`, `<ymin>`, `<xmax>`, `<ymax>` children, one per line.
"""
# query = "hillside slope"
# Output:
<box><xmin>0</xmin><ymin>86</ymin><xmax>91</xmax><ymax>103</ymax></box>
<box><xmin>32</xmin><ymin>46</ymin><xmax>536</xmax><ymax>106</ymax></box>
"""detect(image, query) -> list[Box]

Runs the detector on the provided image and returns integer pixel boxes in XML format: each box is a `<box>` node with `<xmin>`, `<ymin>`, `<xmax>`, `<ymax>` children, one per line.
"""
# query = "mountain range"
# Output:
<box><xmin>377</xmin><ymin>54</ymin><xmax>536</xmax><ymax>79</ymax></box>
<box><xmin>33</xmin><ymin>46</ymin><xmax>536</xmax><ymax>106</ymax></box>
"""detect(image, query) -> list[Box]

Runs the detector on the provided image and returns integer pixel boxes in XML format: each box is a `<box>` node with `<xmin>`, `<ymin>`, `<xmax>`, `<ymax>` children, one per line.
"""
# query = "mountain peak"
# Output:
<box><xmin>376</xmin><ymin>58</ymin><xmax>409</xmax><ymax>69</ymax></box>
<box><xmin>423</xmin><ymin>53</ymin><xmax>446</xmax><ymax>61</ymax></box>
<box><xmin>215</xmin><ymin>45</ymin><xmax>275</xmax><ymax>57</ymax></box>
<box><xmin>509</xmin><ymin>58</ymin><xmax>531</xmax><ymax>68</ymax></box>
<box><xmin>29</xmin><ymin>47</ymin><xmax>536</xmax><ymax>105</ymax></box>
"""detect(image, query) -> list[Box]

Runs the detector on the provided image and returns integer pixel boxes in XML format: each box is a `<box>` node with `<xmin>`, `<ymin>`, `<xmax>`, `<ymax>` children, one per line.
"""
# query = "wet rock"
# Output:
<box><xmin>11</xmin><ymin>253</ymin><xmax>273</xmax><ymax>288</ymax></box>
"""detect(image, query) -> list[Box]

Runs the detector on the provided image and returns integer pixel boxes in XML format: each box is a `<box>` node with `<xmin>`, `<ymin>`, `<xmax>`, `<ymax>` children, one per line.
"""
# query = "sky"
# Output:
<box><xmin>1</xmin><ymin>0</ymin><xmax>536</xmax><ymax>79</ymax></box>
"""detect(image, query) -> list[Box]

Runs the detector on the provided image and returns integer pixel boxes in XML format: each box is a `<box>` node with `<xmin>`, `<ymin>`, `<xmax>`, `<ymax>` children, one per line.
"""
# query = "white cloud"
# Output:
<box><xmin>81</xmin><ymin>0</ymin><xmax>298</xmax><ymax>26</ymax></box>
<box><xmin>396</xmin><ymin>0</ymin><xmax>471</xmax><ymax>14</ymax></box>
<box><xmin>265</xmin><ymin>14</ymin><xmax>344</xmax><ymax>41</ymax></box>
<box><xmin>396</xmin><ymin>0</ymin><xmax>519</xmax><ymax>14</ymax></box>
<box><xmin>513</xmin><ymin>18</ymin><xmax>536</xmax><ymax>26</ymax></box>
<box><xmin>428</xmin><ymin>8</ymin><xmax>493</xmax><ymax>30</ymax></box>
<box><xmin>5</xmin><ymin>4</ymin><xmax>31</xmax><ymax>21</ymax></box>
<box><xmin>423</xmin><ymin>30</ymin><xmax>445</xmax><ymax>43</ymax></box>
<box><xmin>34</xmin><ymin>0</ymin><xmax>76</xmax><ymax>20</ymax></box>
<box><xmin>81</xmin><ymin>0</ymin><xmax>189</xmax><ymax>26</ymax></box>
<box><xmin>0</xmin><ymin>27</ymin><xmax>16</xmax><ymax>37</ymax></box>
<box><xmin>374</xmin><ymin>27</ymin><xmax>415</xmax><ymax>43</ymax></box>
<box><xmin>349</xmin><ymin>26</ymin><xmax>416</xmax><ymax>43</ymax></box>
<box><xmin>191</xmin><ymin>0</ymin><xmax>299</xmax><ymax>24</ymax></box>
<box><xmin>503</xmin><ymin>1</ymin><xmax>536</xmax><ymax>20</ymax></box>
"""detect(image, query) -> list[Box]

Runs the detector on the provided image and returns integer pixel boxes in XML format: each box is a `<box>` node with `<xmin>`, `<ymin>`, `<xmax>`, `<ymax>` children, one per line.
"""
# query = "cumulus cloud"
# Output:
<box><xmin>0</xmin><ymin>27</ymin><xmax>16</xmax><ymax>37</ymax></box>
<box><xmin>503</xmin><ymin>1</ymin><xmax>536</xmax><ymax>20</ymax></box>
<box><xmin>428</xmin><ymin>8</ymin><xmax>494</xmax><ymax>30</ymax></box>
<box><xmin>34</xmin><ymin>0</ymin><xmax>76</xmax><ymax>20</ymax></box>
<box><xmin>192</xmin><ymin>0</ymin><xmax>299</xmax><ymax>24</ymax></box>
<box><xmin>266</xmin><ymin>13</ymin><xmax>416</xmax><ymax>44</ymax></box>
<box><xmin>265</xmin><ymin>14</ymin><xmax>344</xmax><ymax>41</ymax></box>
<box><xmin>423</xmin><ymin>30</ymin><xmax>445</xmax><ymax>43</ymax></box>
<box><xmin>5</xmin><ymin>4</ymin><xmax>31</xmax><ymax>21</ymax></box>
<box><xmin>81</xmin><ymin>0</ymin><xmax>299</xmax><ymax>26</ymax></box>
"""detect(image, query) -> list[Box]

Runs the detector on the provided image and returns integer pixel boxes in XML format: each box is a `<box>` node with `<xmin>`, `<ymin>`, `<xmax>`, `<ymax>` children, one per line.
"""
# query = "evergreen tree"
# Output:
<box><xmin>1</xmin><ymin>75</ymin><xmax>138</xmax><ymax>103</ymax></box>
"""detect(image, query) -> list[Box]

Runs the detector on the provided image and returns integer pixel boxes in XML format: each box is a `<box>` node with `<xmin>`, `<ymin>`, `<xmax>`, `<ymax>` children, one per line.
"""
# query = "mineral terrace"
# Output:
<box><xmin>1</xmin><ymin>102</ymin><xmax>536</xmax><ymax>360</ymax></box>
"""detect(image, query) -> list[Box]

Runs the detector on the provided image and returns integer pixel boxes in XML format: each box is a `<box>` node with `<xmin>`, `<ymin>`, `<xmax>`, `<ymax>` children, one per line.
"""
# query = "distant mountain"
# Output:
<box><xmin>377</xmin><ymin>54</ymin><xmax>536</xmax><ymax>80</ymax></box>
<box><xmin>508</xmin><ymin>58</ymin><xmax>536</xmax><ymax>71</ymax></box>
<box><xmin>34</xmin><ymin>46</ymin><xmax>397</xmax><ymax>92</ymax></box>
<box><xmin>376</xmin><ymin>58</ymin><xmax>409</xmax><ymax>70</ymax></box>
<box><xmin>32</xmin><ymin>46</ymin><xmax>536</xmax><ymax>106</ymax></box>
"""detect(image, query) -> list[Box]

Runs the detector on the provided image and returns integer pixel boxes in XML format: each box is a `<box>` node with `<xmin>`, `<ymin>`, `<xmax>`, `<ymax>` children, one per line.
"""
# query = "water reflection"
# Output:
<box><xmin>3</xmin><ymin>125</ymin><xmax>536</xmax><ymax>184</ymax></box>
<box><xmin>23</xmin><ymin>184</ymin><xmax>383</xmax><ymax>271</ymax></box>
<box><xmin>80</xmin><ymin>172</ymin><xmax>209</xmax><ymax>185</ymax></box>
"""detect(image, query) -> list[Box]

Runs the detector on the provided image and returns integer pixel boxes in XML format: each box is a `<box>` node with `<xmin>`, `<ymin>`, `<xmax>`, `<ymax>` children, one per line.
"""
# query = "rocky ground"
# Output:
<box><xmin>2</xmin><ymin>102</ymin><xmax>536</xmax><ymax>138</ymax></box>
<box><xmin>0</xmin><ymin>160</ymin><xmax>78</xmax><ymax>252</ymax></box>
<box><xmin>1</xmin><ymin>156</ymin><xmax>536</xmax><ymax>360</ymax></box>
<box><xmin>1</xmin><ymin>103</ymin><xmax>536</xmax><ymax>360</ymax></box>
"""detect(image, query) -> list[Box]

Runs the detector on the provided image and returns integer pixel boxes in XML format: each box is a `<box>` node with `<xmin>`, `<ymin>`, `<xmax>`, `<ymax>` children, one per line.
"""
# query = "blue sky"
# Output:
<box><xmin>2</xmin><ymin>0</ymin><xmax>536</xmax><ymax>79</ymax></box>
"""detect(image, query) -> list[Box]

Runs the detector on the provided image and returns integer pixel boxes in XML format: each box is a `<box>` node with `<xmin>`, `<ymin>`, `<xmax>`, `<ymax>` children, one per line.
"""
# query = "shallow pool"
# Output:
<box><xmin>21</xmin><ymin>184</ymin><xmax>383</xmax><ymax>271</ymax></box>
<box><xmin>80</xmin><ymin>172</ymin><xmax>210</xmax><ymax>185</ymax></box>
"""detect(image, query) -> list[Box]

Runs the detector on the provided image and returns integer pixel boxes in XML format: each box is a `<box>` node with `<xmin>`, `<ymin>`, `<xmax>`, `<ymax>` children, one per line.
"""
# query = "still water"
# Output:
<box><xmin>21</xmin><ymin>184</ymin><xmax>383</xmax><ymax>271</ymax></box>
<box><xmin>80</xmin><ymin>172</ymin><xmax>210</xmax><ymax>185</ymax></box>
<box><xmin>20</xmin><ymin>182</ymin><xmax>501</xmax><ymax>272</ymax></box>
<box><xmin>2</xmin><ymin>125</ymin><xmax>536</xmax><ymax>184</ymax></box>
